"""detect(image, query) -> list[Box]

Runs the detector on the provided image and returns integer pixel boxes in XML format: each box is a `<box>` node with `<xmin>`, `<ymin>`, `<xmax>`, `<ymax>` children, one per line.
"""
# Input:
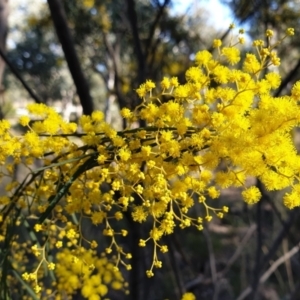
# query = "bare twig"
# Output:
<box><xmin>219</xmin><ymin>224</ymin><xmax>257</xmax><ymax>277</ymax></box>
<box><xmin>282</xmin><ymin>238</ymin><xmax>295</xmax><ymax>291</ymax></box>
<box><xmin>203</xmin><ymin>228</ymin><xmax>219</xmax><ymax>300</ymax></box>
<box><xmin>185</xmin><ymin>224</ymin><xmax>257</xmax><ymax>291</ymax></box>
<box><xmin>249</xmin><ymin>182</ymin><xmax>299</xmax><ymax>299</ymax></box>
<box><xmin>237</xmin><ymin>243</ymin><xmax>300</xmax><ymax>300</ymax></box>
<box><xmin>251</xmin><ymin>183</ymin><xmax>264</xmax><ymax>299</ymax></box>
<box><xmin>47</xmin><ymin>0</ymin><xmax>94</xmax><ymax>115</ymax></box>
<box><xmin>145</xmin><ymin>0</ymin><xmax>170</xmax><ymax>57</ymax></box>
<box><xmin>264</xmin><ymin>187</ymin><xmax>298</xmax><ymax>246</ymax></box>
<box><xmin>261</xmin><ymin>245</ymin><xmax>285</xmax><ymax>291</ymax></box>
<box><xmin>0</xmin><ymin>47</ymin><xmax>43</xmax><ymax>104</ymax></box>
<box><xmin>203</xmin><ymin>228</ymin><xmax>217</xmax><ymax>284</ymax></box>
<box><xmin>261</xmin><ymin>209</ymin><xmax>299</xmax><ymax>271</ymax></box>
<box><xmin>125</xmin><ymin>0</ymin><xmax>145</xmax><ymax>84</ymax></box>
<box><xmin>260</xmin><ymin>244</ymin><xmax>299</xmax><ymax>287</ymax></box>
<box><xmin>166</xmin><ymin>235</ymin><xmax>185</xmax><ymax>297</ymax></box>
<box><xmin>275</xmin><ymin>59</ymin><xmax>300</xmax><ymax>97</ymax></box>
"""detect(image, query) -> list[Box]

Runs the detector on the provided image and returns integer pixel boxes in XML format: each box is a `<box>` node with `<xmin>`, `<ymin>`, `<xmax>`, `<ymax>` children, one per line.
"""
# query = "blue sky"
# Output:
<box><xmin>172</xmin><ymin>0</ymin><xmax>234</xmax><ymax>29</ymax></box>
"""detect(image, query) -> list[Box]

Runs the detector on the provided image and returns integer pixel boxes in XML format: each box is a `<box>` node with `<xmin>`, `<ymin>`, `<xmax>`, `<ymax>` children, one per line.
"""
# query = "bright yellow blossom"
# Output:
<box><xmin>242</xmin><ymin>186</ymin><xmax>262</xmax><ymax>204</ymax></box>
<box><xmin>222</xmin><ymin>47</ymin><xmax>241</xmax><ymax>65</ymax></box>
<box><xmin>213</xmin><ymin>39</ymin><xmax>222</xmax><ymax>48</ymax></box>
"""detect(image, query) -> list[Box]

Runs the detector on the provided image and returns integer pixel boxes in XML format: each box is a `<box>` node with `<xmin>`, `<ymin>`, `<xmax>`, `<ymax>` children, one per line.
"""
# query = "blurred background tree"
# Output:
<box><xmin>0</xmin><ymin>0</ymin><xmax>9</xmax><ymax>118</ymax></box>
<box><xmin>5</xmin><ymin>0</ymin><xmax>220</xmax><ymax>126</ymax></box>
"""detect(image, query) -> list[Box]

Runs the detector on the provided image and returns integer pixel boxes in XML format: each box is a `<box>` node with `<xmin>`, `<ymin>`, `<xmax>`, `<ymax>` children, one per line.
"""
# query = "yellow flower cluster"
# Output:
<box><xmin>54</xmin><ymin>248</ymin><xmax>126</xmax><ymax>299</ymax></box>
<box><xmin>0</xmin><ymin>27</ymin><xmax>299</xmax><ymax>296</ymax></box>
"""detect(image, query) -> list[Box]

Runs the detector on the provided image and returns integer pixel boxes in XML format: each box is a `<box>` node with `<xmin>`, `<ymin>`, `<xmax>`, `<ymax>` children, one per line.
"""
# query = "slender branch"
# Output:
<box><xmin>261</xmin><ymin>209</ymin><xmax>299</xmax><ymax>269</ymax></box>
<box><xmin>237</xmin><ymin>242</ymin><xmax>300</xmax><ymax>300</ymax></box>
<box><xmin>208</xmin><ymin>27</ymin><xmax>231</xmax><ymax>54</ymax></box>
<box><xmin>275</xmin><ymin>59</ymin><xmax>300</xmax><ymax>96</ymax></box>
<box><xmin>123</xmin><ymin>207</ymin><xmax>144</xmax><ymax>300</ymax></box>
<box><xmin>0</xmin><ymin>47</ymin><xmax>43</xmax><ymax>103</ymax></box>
<box><xmin>166</xmin><ymin>235</ymin><xmax>185</xmax><ymax>297</ymax></box>
<box><xmin>185</xmin><ymin>224</ymin><xmax>257</xmax><ymax>291</ymax></box>
<box><xmin>203</xmin><ymin>229</ymin><xmax>217</xmax><ymax>284</ymax></box>
<box><xmin>100</xmin><ymin>32</ymin><xmax>127</xmax><ymax>128</ymax></box>
<box><xmin>236</xmin><ymin>208</ymin><xmax>300</xmax><ymax>300</ymax></box>
<box><xmin>251</xmin><ymin>183</ymin><xmax>263</xmax><ymax>299</ymax></box>
<box><xmin>164</xmin><ymin>241</ymin><xmax>184</xmax><ymax>297</ymax></box>
<box><xmin>145</xmin><ymin>0</ymin><xmax>170</xmax><ymax>59</ymax></box>
<box><xmin>102</xmin><ymin>32</ymin><xmax>127</xmax><ymax>112</ymax></box>
<box><xmin>47</xmin><ymin>0</ymin><xmax>94</xmax><ymax>115</ymax></box>
<box><xmin>260</xmin><ymin>179</ymin><xmax>298</xmax><ymax>245</ymax></box>
<box><xmin>125</xmin><ymin>0</ymin><xmax>145</xmax><ymax>84</ymax></box>
<box><xmin>0</xmin><ymin>0</ymin><xmax>8</xmax><ymax>90</ymax></box>
<box><xmin>102</xmin><ymin>33</ymin><xmax>119</xmax><ymax>77</ymax></box>
<box><xmin>172</xmin><ymin>232</ymin><xmax>193</xmax><ymax>267</ymax></box>
<box><xmin>219</xmin><ymin>224</ymin><xmax>257</xmax><ymax>277</ymax></box>
<box><xmin>282</xmin><ymin>238</ymin><xmax>294</xmax><ymax>291</ymax></box>
<box><xmin>148</xmin><ymin>32</ymin><xmax>163</xmax><ymax>73</ymax></box>
<box><xmin>203</xmin><ymin>228</ymin><xmax>219</xmax><ymax>300</ymax></box>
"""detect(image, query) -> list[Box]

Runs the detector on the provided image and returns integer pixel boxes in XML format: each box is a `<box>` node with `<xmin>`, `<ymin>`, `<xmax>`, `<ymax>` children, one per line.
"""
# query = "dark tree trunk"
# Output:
<box><xmin>47</xmin><ymin>0</ymin><xmax>94</xmax><ymax>115</ymax></box>
<box><xmin>0</xmin><ymin>0</ymin><xmax>8</xmax><ymax>88</ymax></box>
<box><xmin>0</xmin><ymin>0</ymin><xmax>8</xmax><ymax>118</ymax></box>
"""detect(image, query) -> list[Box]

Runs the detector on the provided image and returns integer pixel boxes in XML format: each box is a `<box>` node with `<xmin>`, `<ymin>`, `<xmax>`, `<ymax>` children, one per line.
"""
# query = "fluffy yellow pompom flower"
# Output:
<box><xmin>266</xmin><ymin>29</ymin><xmax>274</xmax><ymax>37</ymax></box>
<box><xmin>195</xmin><ymin>50</ymin><xmax>212</xmax><ymax>66</ymax></box>
<box><xmin>91</xmin><ymin>111</ymin><xmax>104</xmax><ymax>122</ymax></box>
<box><xmin>120</xmin><ymin>108</ymin><xmax>132</xmax><ymax>119</ymax></box>
<box><xmin>243</xmin><ymin>53</ymin><xmax>261</xmax><ymax>74</ymax></box>
<box><xmin>283</xmin><ymin>192</ymin><xmax>300</xmax><ymax>209</ymax></box>
<box><xmin>161</xmin><ymin>77</ymin><xmax>171</xmax><ymax>89</ymax></box>
<box><xmin>286</xmin><ymin>28</ymin><xmax>295</xmax><ymax>36</ymax></box>
<box><xmin>283</xmin><ymin>184</ymin><xmax>300</xmax><ymax>209</ymax></box>
<box><xmin>265</xmin><ymin>72</ymin><xmax>281</xmax><ymax>89</ymax></box>
<box><xmin>291</xmin><ymin>81</ymin><xmax>300</xmax><ymax>100</ymax></box>
<box><xmin>170</xmin><ymin>76</ymin><xmax>179</xmax><ymax>87</ymax></box>
<box><xmin>242</xmin><ymin>186</ymin><xmax>262</xmax><ymax>204</ymax></box>
<box><xmin>19</xmin><ymin>116</ymin><xmax>30</xmax><ymax>127</ymax></box>
<box><xmin>222</xmin><ymin>47</ymin><xmax>241</xmax><ymax>65</ymax></box>
<box><xmin>213</xmin><ymin>39</ymin><xmax>222</xmax><ymax>48</ymax></box>
<box><xmin>145</xmin><ymin>79</ymin><xmax>155</xmax><ymax>90</ymax></box>
<box><xmin>136</xmin><ymin>84</ymin><xmax>147</xmax><ymax>98</ymax></box>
